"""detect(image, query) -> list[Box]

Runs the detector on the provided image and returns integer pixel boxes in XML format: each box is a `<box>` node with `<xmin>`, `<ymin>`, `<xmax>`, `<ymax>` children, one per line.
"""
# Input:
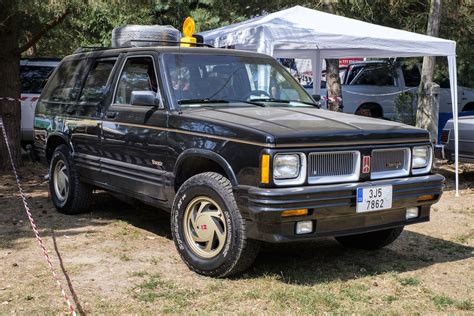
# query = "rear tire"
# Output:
<box><xmin>335</xmin><ymin>226</ymin><xmax>404</xmax><ymax>250</ymax></box>
<box><xmin>49</xmin><ymin>144</ymin><xmax>92</xmax><ymax>214</ymax></box>
<box><xmin>171</xmin><ymin>172</ymin><xmax>260</xmax><ymax>277</ymax></box>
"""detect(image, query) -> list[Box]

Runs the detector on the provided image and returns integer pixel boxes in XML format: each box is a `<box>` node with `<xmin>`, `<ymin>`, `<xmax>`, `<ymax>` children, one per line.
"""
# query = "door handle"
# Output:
<box><xmin>105</xmin><ymin>111</ymin><xmax>118</xmax><ymax>119</ymax></box>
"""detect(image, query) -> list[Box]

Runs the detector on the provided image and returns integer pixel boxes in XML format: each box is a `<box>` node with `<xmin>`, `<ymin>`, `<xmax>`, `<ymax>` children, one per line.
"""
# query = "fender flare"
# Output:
<box><xmin>174</xmin><ymin>149</ymin><xmax>238</xmax><ymax>186</ymax></box>
<box><xmin>45</xmin><ymin>132</ymin><xmax>74</xmax><ymax>158</ymax></box>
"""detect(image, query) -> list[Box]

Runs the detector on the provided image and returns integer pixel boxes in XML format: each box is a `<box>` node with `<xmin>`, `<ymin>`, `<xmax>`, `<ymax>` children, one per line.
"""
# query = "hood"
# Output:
<box><xmin>179</xmin><ymin>106</ymin><xmax>429</xmax><ymax>147</ymax></box>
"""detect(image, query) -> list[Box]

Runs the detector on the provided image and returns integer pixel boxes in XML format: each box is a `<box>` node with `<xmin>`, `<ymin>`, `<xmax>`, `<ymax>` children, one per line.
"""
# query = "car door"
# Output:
<box><xmin>344</xmin><ymin>63</ymin><xmax>400</xmax><ymax>118</ymax></box>
<box><xmin>71</xmin><ymin>56</ymin><xmax>119</xmax><ymax>180</ymax></box>
<box><xmin>100</xmin><ymin>52</ymin><xmax>173</xmax><ymax>203</ymax></box>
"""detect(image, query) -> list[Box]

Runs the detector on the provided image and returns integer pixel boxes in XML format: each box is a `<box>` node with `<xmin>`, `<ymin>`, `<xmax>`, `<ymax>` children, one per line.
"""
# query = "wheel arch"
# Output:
<box><xmin>462</xmin><ymin>102</ymin><xmax>474</xmax><ymax>112</ymax></box>
<box><xmin>174</xmin><ymin>149</ymin><xmax>238</xmax><ymax>190</ymax></box>
<box><xmin>45</xmin><ymin>133</ymin><xmax>72</xmax><ymax>162</ymax></box>
<box><xmin>355</xmin><ymin>102</ymin><xmax>384</xmax><ymax>118</ymax></box>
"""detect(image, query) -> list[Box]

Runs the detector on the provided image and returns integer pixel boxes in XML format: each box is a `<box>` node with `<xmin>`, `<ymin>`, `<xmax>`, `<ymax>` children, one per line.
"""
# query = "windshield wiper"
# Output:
<box><xmin>178</xmin><ymin>98</ymin><xmax>230</xmax><ymax>105</ymax></box>
<box><xmin>250</xmin><ymin>98</ymin><xmax>318</xmax><ymax>107</ymax></box>
<box><xmin>178</xmin><ymin>98</ymin><xmax>266</xmax><ymax>107</ymax></box>
<box><xmin>229</xmin><ymin>99</ymin><xmax>266</xmax><ymax>107</ymax></box>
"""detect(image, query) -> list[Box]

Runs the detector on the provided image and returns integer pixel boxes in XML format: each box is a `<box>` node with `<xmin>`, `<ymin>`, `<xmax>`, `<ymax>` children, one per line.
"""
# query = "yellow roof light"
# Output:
<box><xmin>180</xmin><ymin>17</ymin><xmax>197</xmax><ymax>47</ymax></box>
<box><xmin>183</xmin><ymin>17</ymin><xmax>195</xmax><ymax>37</ymax></box>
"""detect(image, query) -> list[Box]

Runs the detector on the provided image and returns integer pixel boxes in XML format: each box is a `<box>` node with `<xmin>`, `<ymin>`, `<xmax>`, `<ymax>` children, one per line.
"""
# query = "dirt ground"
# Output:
<box><xmin>0</xmin><ymin>161</ymin><xmax>473</xmax><ymax>314</ymax></box>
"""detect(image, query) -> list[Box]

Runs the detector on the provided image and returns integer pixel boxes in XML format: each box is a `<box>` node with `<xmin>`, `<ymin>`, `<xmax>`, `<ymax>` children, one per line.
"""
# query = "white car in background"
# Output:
<box><xmin>20</xmin><ymin>58</ymin><xmax>60</xmax><ymax>145</ymax></box>
<box><xmin>329</xmin><ymin>61</ymin><xmax>474</xmax><ymax>120</ymax></box>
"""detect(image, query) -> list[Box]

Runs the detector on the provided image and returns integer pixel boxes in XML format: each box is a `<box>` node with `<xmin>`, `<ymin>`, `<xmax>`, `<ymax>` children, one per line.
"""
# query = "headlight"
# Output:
<box><xmin>412</xmin><ymin>146</ymin><xmax>432</xmax><ymax>175</ymax></box>
<box><xmin>274</xmin><ymin>154</ymin><xmax>300</xmax><ymax>179</ymax></box>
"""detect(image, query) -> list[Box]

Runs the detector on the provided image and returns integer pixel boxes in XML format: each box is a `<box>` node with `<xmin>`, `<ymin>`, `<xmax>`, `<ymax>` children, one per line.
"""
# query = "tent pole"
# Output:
<box><xmin>313</xmin><ymin>50</ymin><xmax>322</xmax><ymax>96</ymax></box>
<box><xmin>447</xmin><ymin>55</ymin><xmax>459</xmax><ymax>197</ymax></box>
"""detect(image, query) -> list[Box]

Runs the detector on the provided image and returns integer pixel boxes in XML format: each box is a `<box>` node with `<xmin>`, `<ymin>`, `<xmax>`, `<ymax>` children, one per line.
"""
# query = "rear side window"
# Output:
<box><xmin>79</xmin><ymin>59</ymin><xmax>116</xmax><ymax>103</ymax></box>
<box><xmin>41</xmin><ymin>59</ymin><xmax>87</xmax><ymax>102</ymax></box>
<box><xmin>20</xmin><ymin>66</ymin><xmax>55</xmax><ymax>94</ymax></box>
<box><xmin>350</xmin><ymin>64</ymin><xmax>395</xmax><ymax>86</ymax></box>
<box><xmin>402</xmin><ymin>65</ymin><xmax>421</xmax><ymax>87</ymax></box>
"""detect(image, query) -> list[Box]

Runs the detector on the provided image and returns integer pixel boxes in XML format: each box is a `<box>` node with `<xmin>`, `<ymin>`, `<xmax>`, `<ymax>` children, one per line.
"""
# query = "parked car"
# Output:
<box><xmin>436</xmin><ymin>115</ymin><xmax>474</xmax><ymax>163</ymax></box>
<box><xmin>34</xmin><ymin>45</ymin><xmax>444</xmax><ymax>277</ymax></box>
<box><xmin>20</xmin><ymin>58</ymin><xmax>60</xmax><ymax>144</ymax></box>
<box><xmin>318</xmin><ymin>61</ymin><xmax>474</xmax><ymax>119</ymax></box>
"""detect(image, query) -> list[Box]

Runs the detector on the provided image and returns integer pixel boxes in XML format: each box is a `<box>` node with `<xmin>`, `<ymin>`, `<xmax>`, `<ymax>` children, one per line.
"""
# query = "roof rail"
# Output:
<box><xmin>73</xmin><ymin>46</ymin><xmax>110</xmax><ymax>54</ymax></box>
<box><xmin>129</xmin><ymin>39</ymin><xmax>214</xmax><ymax>48</ymax></box>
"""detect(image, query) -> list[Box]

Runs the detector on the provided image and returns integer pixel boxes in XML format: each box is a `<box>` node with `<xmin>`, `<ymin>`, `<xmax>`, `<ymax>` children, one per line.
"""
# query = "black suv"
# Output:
<box><xmin>34</xmin><ymin>46</ymin><xmax>444</xmax><ymax>277</ymax></box>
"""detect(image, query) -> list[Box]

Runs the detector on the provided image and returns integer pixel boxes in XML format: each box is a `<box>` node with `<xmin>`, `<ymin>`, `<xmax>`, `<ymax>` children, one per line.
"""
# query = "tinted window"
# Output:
<box><xmin>114</xmin><ymin>57</ymin><xmax>157</xmax><ymax>104</ymax></box>
<box><xmin>20</xmin><ymin>66</ymin><xmax>55</xmax><ymax>94</ymax></box>
<box><xmin>402</xmin><ymin>65</ymin><xmax>421</xmax><ymax>87</ymax></box>
<box><xmin>79</xmin><ymin>59</ymin><xmax>116</xmax><ymax>103</ymax></box>
<box><xmin>42</xmin><ymin>59</ymin><xmax>88</xmax><ymax>102</ymax></box>
<box><xmin>163</xmin><ymin>54</ymin><xmax>313</xmax><ymax>107</ymax></box>
<box><xmin>350</xmin><ymin>64</ymin><xmax>395</xmax><ymax>86</ymax></box>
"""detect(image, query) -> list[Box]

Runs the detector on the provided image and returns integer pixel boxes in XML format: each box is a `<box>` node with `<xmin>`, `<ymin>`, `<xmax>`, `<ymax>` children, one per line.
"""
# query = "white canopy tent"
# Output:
<box><xmin>201</xmin><ymin>5</ymin><xmax>460</xmax><ymax>195</ymax></box>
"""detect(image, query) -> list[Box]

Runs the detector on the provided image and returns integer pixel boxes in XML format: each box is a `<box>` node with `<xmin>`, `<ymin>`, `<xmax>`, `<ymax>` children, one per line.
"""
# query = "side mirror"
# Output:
<box><xmin>312</xmin><ymin>94</ymin><xmax>321</xmax><ymax>101</ymax></box>
<box><xmin>130</xmin><ymin>91</ymin><xmax>162</xmax><ymax>108</ymax></box>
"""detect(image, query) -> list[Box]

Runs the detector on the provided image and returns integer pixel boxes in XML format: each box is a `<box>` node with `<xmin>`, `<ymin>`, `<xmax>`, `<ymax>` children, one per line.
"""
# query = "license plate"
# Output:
<box><xmin>356</xmin><ymin>185</ymin><xmax>392</xmax><ymax>212</ymax></box>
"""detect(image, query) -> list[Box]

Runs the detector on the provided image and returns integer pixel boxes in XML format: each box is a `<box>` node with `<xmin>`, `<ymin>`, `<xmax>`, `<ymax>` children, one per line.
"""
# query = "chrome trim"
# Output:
<box><xmin>274</xmin><ymin>153</ymin><xmax>307</xmax><ymax>186</ymax></box>
<box><xmin>371</xmin><ymin>148</ymin><xmax>411</xmax><ymax>180</ymax></box>
<box><xmin>308</xmin><ymin>151</ymin><xmax>360</xmax><ymax>184</ymax></box>
<box><xmin>412</xmin><ymin>146</ymin><xmax>433</xmax><ymax>175</ymax></box>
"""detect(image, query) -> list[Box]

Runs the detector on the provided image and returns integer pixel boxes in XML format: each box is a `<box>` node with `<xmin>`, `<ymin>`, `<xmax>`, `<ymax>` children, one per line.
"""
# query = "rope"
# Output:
<box><xmin>0</xmin><ymin>115</ymin><xmax>77</xmax><ymax>315</ymax></box>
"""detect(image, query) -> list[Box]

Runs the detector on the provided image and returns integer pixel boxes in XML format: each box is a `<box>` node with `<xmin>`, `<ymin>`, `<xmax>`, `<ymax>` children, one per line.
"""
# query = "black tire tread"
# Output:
<box><xmin>172</xmin><ymin>172</ymin><xmax>260</xmax><ymax>277</ymax></box>
<box><xmin>50</xmin><ymin>145</ymin><xmax>92</xmax><ymax>214</ymax></box>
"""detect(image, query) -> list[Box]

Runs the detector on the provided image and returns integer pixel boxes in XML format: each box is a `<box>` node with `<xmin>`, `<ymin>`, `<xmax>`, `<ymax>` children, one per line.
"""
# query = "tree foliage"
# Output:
<box><xmin>14</xmin><ymin>0</ymin><xmax>474</xmax><ymax>87</ymax></box>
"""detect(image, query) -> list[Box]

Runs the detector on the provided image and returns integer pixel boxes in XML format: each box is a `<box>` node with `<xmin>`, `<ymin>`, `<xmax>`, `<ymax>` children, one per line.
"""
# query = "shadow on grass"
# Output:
<box><xmin>2</xmin><ymin>162</ymin><xmax>472</xmax><ymax>286</ymax></box>
<box><xmin>241</xmin><ymin>231</ymin><xmax>473</xmax><ymax>285</ymax></box>
<box><xmin>89</xmin><ymin>193</ymin><xmax>473</xmax><ymax>285</ymax></box>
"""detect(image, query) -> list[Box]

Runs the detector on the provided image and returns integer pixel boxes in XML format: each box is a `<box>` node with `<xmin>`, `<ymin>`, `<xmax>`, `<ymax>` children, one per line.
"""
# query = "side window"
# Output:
<box><xmin>79</xmin><ymin>59</ymin><xmax>116</xmax><ymax>103</ymax></box>
<box><xmin>41</xmin><ymin>60</ymin><xmax>88</xmax><ymax>102</ymax></box>
<box><xmin>351</xmin><ymin>65</ymin><xmax>395</xmax><ymax>86</ymax></box>
<box><xmin>114</xmin><ymin>56</ymin><xmax>158</xmax><ymax>105</ymax></box>
<box><xmin>20</xmin><ymin>65</ymin><xmax>55</xmax><ymax>94</ymax></box>
<box><xmin>402</xmin><ymin>65</ymin><xmax>421</xmax><ymax>87</ymax></box>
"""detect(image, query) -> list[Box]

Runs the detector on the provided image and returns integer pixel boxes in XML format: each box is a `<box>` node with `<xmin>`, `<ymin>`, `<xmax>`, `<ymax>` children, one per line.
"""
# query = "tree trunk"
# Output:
<box><xmin>416</xmin><ymin>0</ymin><xmax>442</xmax><ymax>143</ymax></box>
<box><xmin>326</xmin><ymin>58</ymin><xmax>343</xmax><ymax>112</ymax></box>
<box><xmin>0</xmin><ymin>0</ymin><xmax>21</xmax><ymax>170</ymax></box>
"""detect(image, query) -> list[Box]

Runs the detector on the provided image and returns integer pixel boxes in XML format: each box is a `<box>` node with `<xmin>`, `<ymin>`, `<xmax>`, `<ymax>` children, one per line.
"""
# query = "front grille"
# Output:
<box><xmin>440</xmin><ymin>129</ymin><xmax>450</xmax><ymax>144</ymax></box>
<box><xmin>308</xmin><ymin>151</ymin><xmax>360</xmax><ymax>184</ymax></box>
<box><xmin>371</xmin><ymin>148</ymin><xmax>410</xmax><ymax>180</ymax></box>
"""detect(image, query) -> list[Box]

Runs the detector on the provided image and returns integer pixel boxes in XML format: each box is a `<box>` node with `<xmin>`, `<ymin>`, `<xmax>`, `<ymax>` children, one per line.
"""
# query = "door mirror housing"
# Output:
<box><xmin>130</xmin><ymin>91</ymin><xmax>162</xmax><ymax>108</ymax></box>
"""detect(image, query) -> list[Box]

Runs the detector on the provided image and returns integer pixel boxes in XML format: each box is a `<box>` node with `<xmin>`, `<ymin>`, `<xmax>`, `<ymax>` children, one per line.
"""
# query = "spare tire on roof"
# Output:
<box><xmin>111</xmin><ymin>25</ymin><xmax>180</xmax><ymax>48</ymax></box>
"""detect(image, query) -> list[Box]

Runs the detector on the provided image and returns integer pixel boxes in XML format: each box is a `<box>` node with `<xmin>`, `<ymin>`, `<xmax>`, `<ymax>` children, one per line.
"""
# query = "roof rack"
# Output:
<box><xmin>73</xmin><ymin>46</ymin><xmax>109</xmax><ymax>54</ymax></box>
<box><xmin>72</xmin><ymin>39</ymin><xmax>214</xmax><ymax>55</ymax></box>
<box><xmin>129</xmin><ymin>39</ymin><xmax>214</xmax><ymax>48</ymax></box>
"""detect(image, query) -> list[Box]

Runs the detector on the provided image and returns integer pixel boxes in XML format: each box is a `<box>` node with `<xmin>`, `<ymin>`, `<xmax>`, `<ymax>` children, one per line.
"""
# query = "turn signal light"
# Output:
<box><xmin>417</xmin><ymin>194</ymin><xmax>435</xmax><ymax>202</ymax></box>
<box><xmin>281</xmin><ymin>208</ymin><xmax>308</xmax><ymax>217</ymax></box>
<box><xmin>261</xmin><ymin>154</ymin><xmax>270</xmax><ymax>184</ymax></box>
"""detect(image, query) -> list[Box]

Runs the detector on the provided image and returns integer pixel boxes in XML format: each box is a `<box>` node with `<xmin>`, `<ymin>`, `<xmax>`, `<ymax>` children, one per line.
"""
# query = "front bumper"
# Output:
<box><xmin>235</xmin><ymin>174</ymin><xmax>445</xmax><ymax>242</ymax></box>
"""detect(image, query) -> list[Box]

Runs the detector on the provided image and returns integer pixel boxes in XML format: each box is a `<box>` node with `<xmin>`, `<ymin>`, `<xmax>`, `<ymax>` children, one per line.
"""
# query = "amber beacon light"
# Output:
<box><xmin>180</xmin><ymin>17</ymin><xmax>197</xmax><ymax>47</ymax></box>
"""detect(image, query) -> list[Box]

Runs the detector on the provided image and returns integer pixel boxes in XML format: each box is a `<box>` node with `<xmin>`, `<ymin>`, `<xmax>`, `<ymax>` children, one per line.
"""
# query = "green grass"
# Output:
<box><xmin>432</xmin><ymin>293</ymin><xmax>473</xmax><ymax>311</ymax></box>
<box><xmin>398</xmin><ymin>276</ymin><xmax>421</xmax><ymax>286</ymax></box>
<box><xmin>132</xmin><ymin>273</ymin><xmax>197</xmax><ymax>312</ymax></box>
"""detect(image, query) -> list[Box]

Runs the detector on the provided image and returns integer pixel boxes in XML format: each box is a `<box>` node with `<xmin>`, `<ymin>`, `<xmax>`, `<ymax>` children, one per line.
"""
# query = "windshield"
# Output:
<box><xmin>163</xmin><ymin>53</ymin><xmax>315</xmax><ymax>108</ymax></box>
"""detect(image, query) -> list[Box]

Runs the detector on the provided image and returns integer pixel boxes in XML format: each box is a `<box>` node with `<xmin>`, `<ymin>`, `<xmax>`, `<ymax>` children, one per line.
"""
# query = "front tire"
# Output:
<box><xmin>49</xmin><ymin>144</ymin><xmax>92</xmax><ymax>214</ymax></box>
<box><xmin>335</xmin><ymin>226</ymin><xmax>404</xmax><ymax>250</ymax></box>
<box><xmin>171</xmin><ymin>172</ymin><xmax>259</xmax><ymax>277</ymax></box>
